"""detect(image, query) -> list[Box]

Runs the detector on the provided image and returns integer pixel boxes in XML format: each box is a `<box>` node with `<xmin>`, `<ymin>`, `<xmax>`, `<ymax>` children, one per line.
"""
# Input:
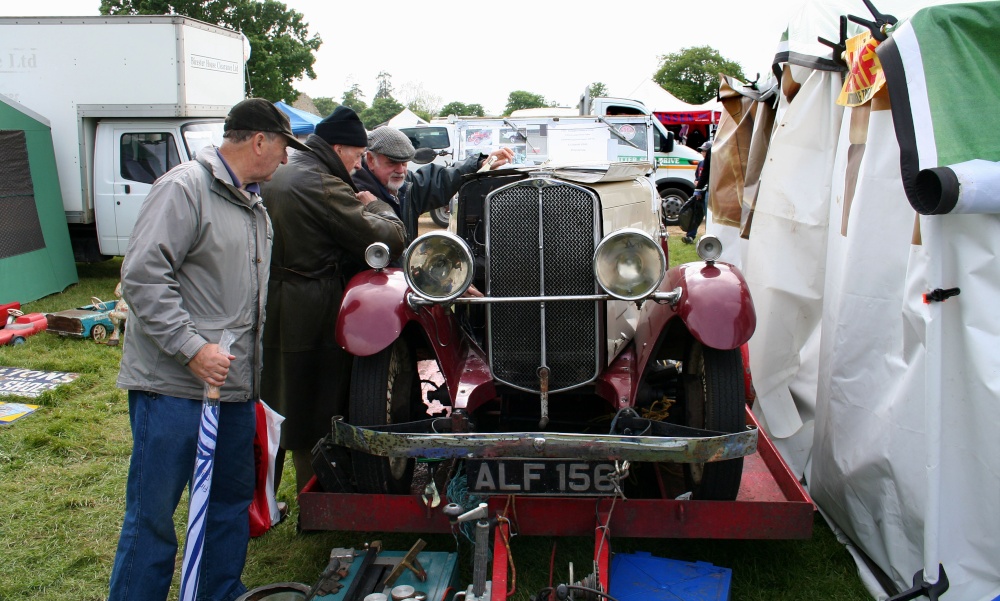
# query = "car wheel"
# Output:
<box><xmin>12</xmin><ymin>337</ymin><xmax>26</xmax><ymax>346</ymax></box>
<box><xmin>658</xmin><ymin>186</ymin><xmax>688</xmax><ymax>226</ymax></box>
<box><xmin>430</xmin><ymin>204</ymin><xmax>450</xmax><ymax>228</ymax></box>
<box><xmin>349</xmin><ymin>337</ymin><xmax>419</xmax><ymax>494</ymax></box>
<box><xmin>90</xmin><ymin>324</ymin><xmax>108</xmax><ymax>342</ymax></box>
<box><xmin>682</xmin><ymin>342</ymin><xmax>745</xmax><ymax>500</ymax></box>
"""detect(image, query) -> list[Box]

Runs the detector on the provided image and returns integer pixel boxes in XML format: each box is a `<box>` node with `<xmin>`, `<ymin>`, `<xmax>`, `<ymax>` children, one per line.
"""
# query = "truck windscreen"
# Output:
<box><xmin>182</xmin><ymin>121</ymin><xmax>225</xmax><ymax>159</ymax></box>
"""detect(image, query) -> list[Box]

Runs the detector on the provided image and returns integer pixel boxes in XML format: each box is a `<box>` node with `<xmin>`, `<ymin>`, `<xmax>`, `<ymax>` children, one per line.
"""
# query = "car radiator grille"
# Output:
<box><xmin>485</xmin><ymin>179</ymin><xmax>600</xmax><ymax>392</ymax></box>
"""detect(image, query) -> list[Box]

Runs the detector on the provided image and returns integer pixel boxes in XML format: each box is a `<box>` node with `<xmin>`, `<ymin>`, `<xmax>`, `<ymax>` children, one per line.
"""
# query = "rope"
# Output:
<box><xmin>445</xmin><ymin>472</ymin><xmax>485</xmax><ymax>544</ymax></box>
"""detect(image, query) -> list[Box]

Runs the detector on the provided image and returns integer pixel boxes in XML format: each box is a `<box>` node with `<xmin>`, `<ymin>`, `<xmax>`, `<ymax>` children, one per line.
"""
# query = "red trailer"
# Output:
<box><xmin>298</xmin><ymin>409</ymin><xmax>812</xmax><ymax>599</ymax></box>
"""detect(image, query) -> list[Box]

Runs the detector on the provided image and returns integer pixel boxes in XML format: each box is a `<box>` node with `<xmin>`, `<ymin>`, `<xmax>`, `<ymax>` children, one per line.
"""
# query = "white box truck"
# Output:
<box><xmin>0</xmin><ymin>16</ymin><xmax>247</xmax><ymax>261</ymax></box>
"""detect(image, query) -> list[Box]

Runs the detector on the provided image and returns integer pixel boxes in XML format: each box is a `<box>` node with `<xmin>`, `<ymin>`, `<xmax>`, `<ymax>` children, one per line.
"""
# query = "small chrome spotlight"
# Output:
<box><xmin>696</xmin><ymin>235</ymin><xmax>723</xmax><ymax>262</ymax></box>
<box><xmin>364</xmin><ymin>242</ymin><xmax>391</xmax><ymax>270</ymax></box>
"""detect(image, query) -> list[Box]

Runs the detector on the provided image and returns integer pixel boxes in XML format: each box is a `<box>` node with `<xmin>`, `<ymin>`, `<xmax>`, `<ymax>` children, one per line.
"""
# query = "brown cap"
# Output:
<box><xmin>224</xmin><ymin>98</ymin><xmax>309</xmax><ymax>151</ymax></box>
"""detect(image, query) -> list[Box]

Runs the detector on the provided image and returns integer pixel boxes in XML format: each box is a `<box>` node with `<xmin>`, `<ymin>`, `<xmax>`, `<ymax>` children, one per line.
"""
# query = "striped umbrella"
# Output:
<box><xmin>179</xmin><ymin>331</ymin><xmax>235</xmax><ymax>601</ymax></box>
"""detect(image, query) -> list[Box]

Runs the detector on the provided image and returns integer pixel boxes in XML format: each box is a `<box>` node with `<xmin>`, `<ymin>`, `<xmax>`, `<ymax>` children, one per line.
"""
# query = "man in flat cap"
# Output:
<box><xmin>354</xmin><ymin>126</ymin><xmax>514</xmax><ymax>242</ymax></box>
<box><xmin>109</xmin><ymin>98</ymin><xmax>303</xmax><ymax>601</ymax></box>
<box><xmin>260</xmin><ymin>106</ymin><xmax>406</xmax><ymax>494</ymax></box>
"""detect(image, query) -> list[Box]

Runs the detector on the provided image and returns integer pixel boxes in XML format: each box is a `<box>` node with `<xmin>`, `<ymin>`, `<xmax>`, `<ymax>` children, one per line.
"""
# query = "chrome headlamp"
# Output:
<box><xmin>593</xmin><ymin>228</ymin><xmax>666</xmax><ymax>301</ymax></box>
<box><xmin>403</xmin><ymin>231</ymin><xmax>474</xmax><ymax>302</ymax></box>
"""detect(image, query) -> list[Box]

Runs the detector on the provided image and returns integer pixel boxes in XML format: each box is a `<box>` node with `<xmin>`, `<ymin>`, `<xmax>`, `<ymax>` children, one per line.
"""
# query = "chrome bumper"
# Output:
<box><xmin>330</xmin><ymin>413</ymin><xmax>757</xmax><ymax>464</ymax></box>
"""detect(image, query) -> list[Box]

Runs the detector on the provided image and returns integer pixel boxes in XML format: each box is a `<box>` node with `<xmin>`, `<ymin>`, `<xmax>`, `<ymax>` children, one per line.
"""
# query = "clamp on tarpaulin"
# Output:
<box><xmin>848</xmin><ymin>0</ymin><xmax>898</xmax><ymax>41</ymax></box>
<box><xmin>886</xmin><ymin>564</ymin><xmax>949</xmax><ymax>601</ymax></box>
<box><xmin>818</xmin><ymin>16</ymin><xmax>850</xmax><ymax>70</ymax></box>
<box><xmin>922</xmin><ymin>288</ymin><xmax>960</xmax><ymax>304</ymax></box>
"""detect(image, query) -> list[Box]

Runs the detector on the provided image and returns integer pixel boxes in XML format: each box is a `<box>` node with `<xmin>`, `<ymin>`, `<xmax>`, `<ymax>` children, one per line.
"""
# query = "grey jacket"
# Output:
<box><xmin>117</xmin><ymin>147</ymin><xmax>272</xmax><ymax>402</ymax></box>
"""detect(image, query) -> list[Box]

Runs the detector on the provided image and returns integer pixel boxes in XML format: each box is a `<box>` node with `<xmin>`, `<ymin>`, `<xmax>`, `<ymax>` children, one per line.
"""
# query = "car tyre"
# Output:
<box><xmin>90</xmin><ymin>324</ymin><xmax>108</xmax><ymax>342</ymax></box>
<box><xmin>682</xmin><ymin>342</ymin><xmax>745</xmax><ymax>500</ymax></box>
<box><xmin>430</xmin><ymin>204</ymin><xmax>450</xmax><ymax>228</ymax></box>
<box><xmin>658</xmin><ymin>186</ymin><xmax>688</xmax><ymax>227</ymax></box>
<box><xmin>349</xmin><ymin>337</ymin><xmax>419</xmax><ymax>494</ymax></box>
<box><xmin>12</xmin><ymin>337</ymin><xmax>26</xmax><ymax>346</ymax></box>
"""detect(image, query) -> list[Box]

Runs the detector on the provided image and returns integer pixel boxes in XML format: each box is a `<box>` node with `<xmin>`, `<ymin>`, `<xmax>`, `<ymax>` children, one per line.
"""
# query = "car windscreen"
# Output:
<box><xmin>400</xmin><ymin>126</ymin><xmax>451</xmax><ymax>150</ymax></box>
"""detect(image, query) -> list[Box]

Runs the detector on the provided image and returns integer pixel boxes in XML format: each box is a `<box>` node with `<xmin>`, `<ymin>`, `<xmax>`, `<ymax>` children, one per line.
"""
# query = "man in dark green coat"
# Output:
<box><xmin>261</xmin><ymin>106</ymin><xmax>405</xmax><ymax>492</ymax></box>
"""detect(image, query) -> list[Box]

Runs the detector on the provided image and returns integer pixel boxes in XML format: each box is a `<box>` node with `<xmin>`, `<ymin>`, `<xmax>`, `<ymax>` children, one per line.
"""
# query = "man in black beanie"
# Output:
<box><xmin>260</xmin><ymin>105</ymin><xmax>406</xmax><ymax>493</ymax></box>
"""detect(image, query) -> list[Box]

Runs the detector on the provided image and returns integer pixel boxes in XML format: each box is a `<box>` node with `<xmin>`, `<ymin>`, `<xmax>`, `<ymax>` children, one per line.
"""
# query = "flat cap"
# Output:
<box><xmin>367</xmin><ymin>126</ymin><xmax>416</xmax><ymax>162</ymax></box>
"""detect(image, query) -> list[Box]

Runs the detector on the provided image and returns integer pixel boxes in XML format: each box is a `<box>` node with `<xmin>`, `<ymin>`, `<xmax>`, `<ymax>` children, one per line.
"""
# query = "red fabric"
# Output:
<box><xmin>249</xmin><ymin>402</ymin><xmax>273</xmax><ymax>537</ymax></box>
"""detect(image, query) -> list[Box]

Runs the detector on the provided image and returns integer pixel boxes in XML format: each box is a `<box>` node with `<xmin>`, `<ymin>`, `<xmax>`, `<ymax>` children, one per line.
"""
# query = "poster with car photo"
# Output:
<box><xmin>465</xmin><ymin>128</ymin><xmax>494</xmax><ymax>146</ymax></box>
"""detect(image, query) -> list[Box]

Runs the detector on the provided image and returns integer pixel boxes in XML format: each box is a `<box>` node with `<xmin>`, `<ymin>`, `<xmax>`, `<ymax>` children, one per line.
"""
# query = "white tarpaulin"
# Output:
<box><xmin>387</xmin><ymin>108</ymin><xmax>428</xmax><ymax>128</ymax></box>
<box><xmin>708</xmin><ymin>1</ymin><xmax>1000</xmax><ymax>599</ymax></box>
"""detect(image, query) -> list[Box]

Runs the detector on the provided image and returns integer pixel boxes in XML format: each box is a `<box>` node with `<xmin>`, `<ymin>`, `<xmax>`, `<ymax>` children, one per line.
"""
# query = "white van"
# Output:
<box><xmin>510</xmin><ymin>96</ymin><xmax>703</xmax><ymax>225</ymax></box>
<box><xmin>398</xmin><ymin>121</ymin><xmax>458</xmax><ymax>226</ymax></box>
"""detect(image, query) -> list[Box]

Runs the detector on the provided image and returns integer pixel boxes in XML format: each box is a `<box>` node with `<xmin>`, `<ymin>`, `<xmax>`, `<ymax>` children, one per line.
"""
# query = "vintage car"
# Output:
<box><xmin>45</xmin><ymin>298</ymin><xmax>118</xmax><ymax>342</ymax></box>
<box><xmin>1</xmin><ymin>304</ymin><xmax>48</xmax><ymax>346</ymax></box>
<box><xmin>329</xmin><ymin>162</ymin><xmax>758</xmax><ymax>501</ymax></box>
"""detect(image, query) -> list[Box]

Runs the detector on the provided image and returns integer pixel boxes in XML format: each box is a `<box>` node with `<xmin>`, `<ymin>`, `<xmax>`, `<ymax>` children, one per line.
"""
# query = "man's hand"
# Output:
<box><xmin>485</xmin><ymin>147</ymin><xmax>516</xmax><ymax>169</ymax></box>
<box><xmin>462</xmin><ymin>284</ymin><xmax>485</xmax><ymax>298</ymax></box>
<box><xmin>189</xmin><ymin>343</ymin><xmax>235</xmax><ymax>388</ymax></box>
<box><xmin>357</xmin><ymin>191</ymin><xmax>377</xmax><ymax>206</ymax></box>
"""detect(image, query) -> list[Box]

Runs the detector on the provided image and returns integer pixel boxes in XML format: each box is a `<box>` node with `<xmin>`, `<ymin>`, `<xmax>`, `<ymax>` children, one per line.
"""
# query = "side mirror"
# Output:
<box><xmin>412</xmin><ymin>147</ymin><xmax>438</xmax><ymax>165</ymax></box>
<box><xmin>660</xmin><ymin>130</ymin><xmax>675</xmax><ymax>153</ymax></box>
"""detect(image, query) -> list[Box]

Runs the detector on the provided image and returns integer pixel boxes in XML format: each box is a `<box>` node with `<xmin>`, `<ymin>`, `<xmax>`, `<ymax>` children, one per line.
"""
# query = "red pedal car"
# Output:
<box><xmin>1</xmin><ymin>303</ymin><xmax>48</xmax><ymax>346</ymax></box>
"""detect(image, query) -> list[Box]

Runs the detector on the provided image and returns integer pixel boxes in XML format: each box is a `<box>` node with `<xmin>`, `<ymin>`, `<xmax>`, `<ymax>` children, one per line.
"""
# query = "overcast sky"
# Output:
<box><xmin>6</xmin><ymin>0</ymin><xmax>966</xmax><ymax>115</ymax></box>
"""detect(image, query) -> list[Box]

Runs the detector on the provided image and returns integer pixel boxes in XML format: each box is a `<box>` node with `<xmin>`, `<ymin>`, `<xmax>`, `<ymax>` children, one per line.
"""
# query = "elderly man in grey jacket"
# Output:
<box><xmin>108</xmin><ymin>98</ymin><xmax>305</xmax><ymax>601</ymax></box>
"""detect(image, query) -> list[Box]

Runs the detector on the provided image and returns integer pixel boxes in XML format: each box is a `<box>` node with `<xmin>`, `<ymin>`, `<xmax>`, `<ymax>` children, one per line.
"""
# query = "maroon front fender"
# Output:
<box><xmin>670</xmin><ymin>262</ymin><xmax>756</xmax><ymax>350</ymax></box>
<box><xmin>336</xmin><ymin>268</ymin><xmax>497</xmax><ymax>409</ymax></box>
<box><xmin>336</xmin><ymin>268</ymin><xmax>413</xmax><ymax>357</ymax></box>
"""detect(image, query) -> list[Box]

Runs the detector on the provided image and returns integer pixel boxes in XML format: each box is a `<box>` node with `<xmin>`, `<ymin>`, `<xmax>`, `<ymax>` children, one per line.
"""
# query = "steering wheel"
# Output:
<box><xmin>7</xmin><ymin>308</ymin><xmax>23</xmax><ymax>318</ymax></box>
<box><xmin>91</xmin><ymin>296</ymin><xmax>104</xmax><ymax>308</ymax></box>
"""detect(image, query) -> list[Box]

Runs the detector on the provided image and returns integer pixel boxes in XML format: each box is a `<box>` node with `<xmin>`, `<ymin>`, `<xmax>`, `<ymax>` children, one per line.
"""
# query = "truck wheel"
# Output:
<box><xmin>349</xmin><ymin>337</ymin><xmax>419</xmax><ymax>494</ymax></box>
<box><xmin>658</xmin><ymin>186</ymin><xmax>688</xmax><ymax>227</ymax></box>
<box><xmin>90</xmin><ymin>324</ymin><xmax>108</xmax><ymax>342</ymax></box>
<box><xmin>682</xmin><ymin>342</ymin><xmax>745</xmax><ymax>500</ymax></box>
<box><xmin>430</xmin><ymin>204</ymin><xmax>450</xmax><ymax>228</ymax></box>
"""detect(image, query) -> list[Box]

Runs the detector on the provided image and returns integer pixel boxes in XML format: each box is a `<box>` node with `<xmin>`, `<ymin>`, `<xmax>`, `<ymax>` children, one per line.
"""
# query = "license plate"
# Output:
<box><xmin>466</xmin><ymin>459</ymin><xmax>618</xmax><ymax>496</ymax></box>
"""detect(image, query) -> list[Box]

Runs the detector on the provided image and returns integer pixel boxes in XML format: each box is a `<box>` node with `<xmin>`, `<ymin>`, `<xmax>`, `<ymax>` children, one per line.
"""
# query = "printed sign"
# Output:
<box><xmin>189</xmin><ymin>54</ymin><xmax>239</xmax><ymax>74</ymax></box>
<box><xmin>0</xmin><ymin>367</ymin><xmax>79</xmax><ymax>398</ymax></box>
<box><xmin>0</xmin><ymin>402</ymin><xmax>39</xmax><ymax>424</ymax></box>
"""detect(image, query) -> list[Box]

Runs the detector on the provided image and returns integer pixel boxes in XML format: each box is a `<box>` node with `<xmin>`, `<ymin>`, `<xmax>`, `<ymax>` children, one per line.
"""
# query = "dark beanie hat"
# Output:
<box><xmin>314</xmin><ymin>106</ymin><xmax>369</xmax><ymax>147</ymax></box>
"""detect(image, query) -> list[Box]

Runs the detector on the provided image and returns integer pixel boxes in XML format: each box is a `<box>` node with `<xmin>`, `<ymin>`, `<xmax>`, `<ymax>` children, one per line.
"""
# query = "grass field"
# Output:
<box><xmin>0</xmin><ymin>231</ymin><xmax>872</xmax><ymax>600</ymax></box>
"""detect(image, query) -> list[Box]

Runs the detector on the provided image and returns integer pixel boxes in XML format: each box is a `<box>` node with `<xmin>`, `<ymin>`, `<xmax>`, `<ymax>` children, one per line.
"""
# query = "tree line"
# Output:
<box><xmin>101</xmin><ymin>0</ymin><xmax>745</xmax><ymax>129</ymax></box>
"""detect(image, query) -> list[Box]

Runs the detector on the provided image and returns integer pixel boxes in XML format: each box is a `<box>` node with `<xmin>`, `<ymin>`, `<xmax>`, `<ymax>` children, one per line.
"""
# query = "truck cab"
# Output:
<box><xmin>586</xmin><ymin>97</ymin><xmax>704</xmax><ymax>225</ymax></box>
<box><xmin>91</xmin><ymin>119</ymin><xmax>224</xmax><ymax>255</ymax></box>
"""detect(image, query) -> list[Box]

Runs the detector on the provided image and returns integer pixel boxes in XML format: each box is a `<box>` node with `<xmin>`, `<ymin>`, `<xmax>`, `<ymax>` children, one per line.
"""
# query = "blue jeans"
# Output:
<box><xmin>686</xmin><ymin>193</ymin><xmax>706</xmax><ymax>239</ymax></box>
<box><xmin>108</xmin><ymin>391</ymin><xmax>256</xmax><ymax>601</ymax></box>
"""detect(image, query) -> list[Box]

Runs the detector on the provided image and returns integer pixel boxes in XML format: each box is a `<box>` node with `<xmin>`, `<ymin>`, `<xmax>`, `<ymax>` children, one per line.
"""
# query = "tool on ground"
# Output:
<box><xmin>380</xmin><ymin>538</ymin><xmax>427</xmax><ymax>588</ymax></box>
<box><xmin>304</xmin><ymin>547</ymin><xmax>355</xmax><ymax>599</ymax></box>
<box><xmin>449</xmin><ymin>503</ymin><xmax>492</xmax><ymax>601</ymax></box>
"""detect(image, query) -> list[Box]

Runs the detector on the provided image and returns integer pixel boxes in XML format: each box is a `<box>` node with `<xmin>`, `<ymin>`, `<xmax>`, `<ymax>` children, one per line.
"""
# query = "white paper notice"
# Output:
<box><xmin>547</xmin><ymin>125</ymin><xmax>610</xmax><ymax>163</ymax></box>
